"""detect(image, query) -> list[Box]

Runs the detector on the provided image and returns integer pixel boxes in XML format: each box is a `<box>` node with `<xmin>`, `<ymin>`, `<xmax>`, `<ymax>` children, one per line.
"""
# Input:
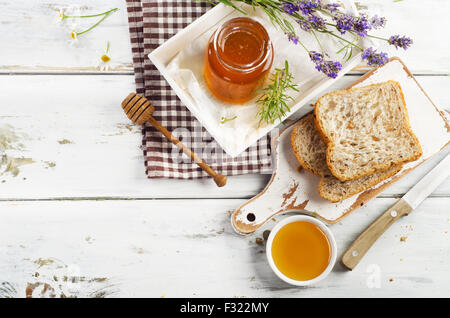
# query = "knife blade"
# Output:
<box><xmin>402</xmin><ymin>154</ymin><xmax>450</xmax><ymax>209</ymax></box>
<box><xmin>342</xmin><ymin>153</ymin><xmax>450</xmax><ymax>270</ymax></box>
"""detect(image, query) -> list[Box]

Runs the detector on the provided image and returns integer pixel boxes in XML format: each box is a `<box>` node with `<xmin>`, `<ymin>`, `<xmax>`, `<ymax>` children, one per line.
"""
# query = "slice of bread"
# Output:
<box><xmin>314</xmin><ymin>81</ymin><xmax>422</xmax><ymax>181</ymax></box>
<box><xmin>291</xmin><ymin>115</ymin><xmax>403</xmax><ymax>202</ymax></box>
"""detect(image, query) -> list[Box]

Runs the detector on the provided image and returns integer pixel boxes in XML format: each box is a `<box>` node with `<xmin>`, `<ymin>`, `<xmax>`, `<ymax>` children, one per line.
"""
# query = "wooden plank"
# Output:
<box><xmin>0</xmin><ymin>75</ymin><xmax>448</xmax><ymax>199</ymax></box>
<box><xmin>354</xmin><ymin>0</ymin><xmax>450</xmax><ymax>74</ymax></box>
<box><xmin>0</xmin><ymin>0</ymin><xmax>133</xmax><ymax>73</ymax></box>
<box><xmin>0</xmin><ymin>0</ymin><xmax>448</xmax><ymax>74</ymax></box>
<box><xmin>0</xmin><ymin>197</ymin><xmax>448</xmax><ymax>297</ymax></box>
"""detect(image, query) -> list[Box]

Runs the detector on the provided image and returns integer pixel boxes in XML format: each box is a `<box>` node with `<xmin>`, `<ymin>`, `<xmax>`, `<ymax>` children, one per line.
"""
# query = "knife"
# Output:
<box><xmin>342</xmin><ymin>153</ymin><xmax>450</xmax><ymax>270</ymax></box>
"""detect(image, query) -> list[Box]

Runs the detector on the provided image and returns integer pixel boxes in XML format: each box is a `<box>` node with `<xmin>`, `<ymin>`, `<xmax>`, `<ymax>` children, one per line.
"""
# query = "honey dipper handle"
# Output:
<box><xmin>147</xmin><ymin>116</ymin><xmax>227</xmax><ymax>187</ymax></box>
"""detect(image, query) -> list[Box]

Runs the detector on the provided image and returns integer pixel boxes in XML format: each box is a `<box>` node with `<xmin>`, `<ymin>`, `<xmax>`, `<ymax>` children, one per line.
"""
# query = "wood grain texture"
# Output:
<box><xmin>0</xmin><ymin>75</ymin><xmax>448</xmax><ymax>199</ymax></box>
<box><xmin>0</xmin><ymin>0</ymin><xmax>133</xmax><ymax>73</ymax></box>
<box><xmin>1</xmin><ymin>0</ymin><xmax>449</xmax><ymax>298</ymax></box>
<box><xmin>0</xmin><ymin>0</ymin><xmax>449</xmax><ymax>74</ymax></box>
<box><xmin>0</xmin><ymin>198</ymin><xmax>448</xmax><ymax>297</ymax></box>
<box><xmin>354</xmin><ymin>0</ymin><xmax>450</xmax><ymax>74</ymax></box>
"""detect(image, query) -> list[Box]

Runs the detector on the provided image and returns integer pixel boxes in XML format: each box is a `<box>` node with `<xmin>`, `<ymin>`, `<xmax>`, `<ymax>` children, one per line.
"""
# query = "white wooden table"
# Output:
<box><xmin>0</xmin><ymin>0</ymin><xmax>449</xmax><ymax>298</ymax></box>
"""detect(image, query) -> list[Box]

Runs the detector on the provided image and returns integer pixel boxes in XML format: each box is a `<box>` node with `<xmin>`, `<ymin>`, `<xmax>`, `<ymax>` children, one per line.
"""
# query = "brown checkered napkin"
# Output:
<box><xmin>125</xmin><ymin>0</ymin><xmax>272</xmax><ymax>179</ymax></box>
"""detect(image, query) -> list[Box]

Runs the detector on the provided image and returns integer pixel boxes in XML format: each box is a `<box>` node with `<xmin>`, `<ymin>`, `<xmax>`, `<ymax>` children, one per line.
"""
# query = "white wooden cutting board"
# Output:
<box><xmin>232</xmin><ymin>58</ymin><xmax>450</xmax><ymax>234</ymax></box>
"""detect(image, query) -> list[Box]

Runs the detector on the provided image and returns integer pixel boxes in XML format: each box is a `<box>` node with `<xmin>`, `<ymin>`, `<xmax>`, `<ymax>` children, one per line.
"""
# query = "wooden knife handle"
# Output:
<box><xmin>342</xmin><ymin>198</ymin><xmax>413</xmax><ymax>270</ymax></box>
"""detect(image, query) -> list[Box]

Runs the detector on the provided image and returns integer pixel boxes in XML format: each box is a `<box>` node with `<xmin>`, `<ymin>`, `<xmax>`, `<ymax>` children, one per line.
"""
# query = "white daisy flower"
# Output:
<box><xmin>69</xmin><ymin>29</ymin><xmax>80</xmax><ymax>47</ymax></box>
<box><xmin>55</xmin><ymin>9</ymin><xmax>66</xmax><ymax>23</ymax></box>
<box><xmin>97</xmin><ymin>41</ymin><xmax>113</xmax><ymax>71</ymax></box>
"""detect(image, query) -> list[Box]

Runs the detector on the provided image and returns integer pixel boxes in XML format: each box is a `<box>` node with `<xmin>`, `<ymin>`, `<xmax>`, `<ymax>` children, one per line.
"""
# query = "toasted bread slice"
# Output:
<box><xmin>314</xmin><ymin>81</ymin><xmax>422</xmax><ymax>181</ymax></box>
<box><xmin>291</xmin><ymin>115</ymin><xmax>403</xmax><ymax>202</ymax></box>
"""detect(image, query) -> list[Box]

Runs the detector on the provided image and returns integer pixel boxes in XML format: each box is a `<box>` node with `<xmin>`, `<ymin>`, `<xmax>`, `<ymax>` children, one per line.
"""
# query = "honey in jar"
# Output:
<box><xmin>204</xmin><ymin>17</ymin><xmax>274</xmax><ymax>104</ymax></box>
<box><xmin>271</xmin><ymin>221</ymin><xmax>331</xmax><ymax>281</ymax></box>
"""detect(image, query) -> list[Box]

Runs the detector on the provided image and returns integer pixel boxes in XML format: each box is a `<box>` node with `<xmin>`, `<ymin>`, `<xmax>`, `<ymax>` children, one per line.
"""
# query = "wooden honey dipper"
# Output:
<box><xmin>121</xmin><ymin>93</ymin><xmax>227</xmax><ymax>187</ymax></box>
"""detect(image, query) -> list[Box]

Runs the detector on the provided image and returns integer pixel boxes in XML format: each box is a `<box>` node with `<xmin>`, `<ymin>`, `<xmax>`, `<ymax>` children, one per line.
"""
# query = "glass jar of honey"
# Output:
<box><xmin>204</xmin><ymin>17</ymin><xmax>274</xmax><ymax>104</ymax></box>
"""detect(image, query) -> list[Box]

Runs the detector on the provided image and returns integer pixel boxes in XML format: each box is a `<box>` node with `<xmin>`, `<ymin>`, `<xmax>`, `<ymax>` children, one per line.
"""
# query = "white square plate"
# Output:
<box><xmin>149</xmin><ymin>1</ymin><xmax>373</xmax><ymax>157</ymax></box>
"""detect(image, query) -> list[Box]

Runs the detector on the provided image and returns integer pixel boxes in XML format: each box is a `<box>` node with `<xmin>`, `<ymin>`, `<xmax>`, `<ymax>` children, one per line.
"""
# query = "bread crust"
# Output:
<box><xmin>314</xmin><ymin>80</ymin><xmax>422</xmax><ymax>181</ymax></box>
<box><xmin>232</xmin><ymin>57</ymin><xmax>449</xmax><ymax>235</ymax></box>
<box><xmin>290</xmin><ymin>116</ymin><xmax>323</xmax><ymax>176</ymax></box>
<box><xmin>318</xmin><ymin>164</ymin><xmax>403</xmax><ymax>202</ymax></box>
<box><xmin>291</xmin><ymin>114</ymin><xmax>404</xmax><ymax>202</ymax></box>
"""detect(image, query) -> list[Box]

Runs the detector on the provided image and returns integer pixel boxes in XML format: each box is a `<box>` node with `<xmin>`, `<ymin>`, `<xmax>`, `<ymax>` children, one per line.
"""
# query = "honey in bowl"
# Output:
<box><xmin>271</xmin><ymin>221</ymin><xmax>331</xmax><ymax>281</ymax></box>
<box><xmin>204</xmin><ymin>17</ymin><xmax>274</xmax><ymax>104</ymax></box>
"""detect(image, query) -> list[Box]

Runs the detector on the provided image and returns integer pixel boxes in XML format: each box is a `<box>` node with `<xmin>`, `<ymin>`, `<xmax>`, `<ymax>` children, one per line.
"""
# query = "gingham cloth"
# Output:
<box><xmin>125</xmin><ymin>0</ymin><xmax>272</xmax><ymax>179</ymax></box>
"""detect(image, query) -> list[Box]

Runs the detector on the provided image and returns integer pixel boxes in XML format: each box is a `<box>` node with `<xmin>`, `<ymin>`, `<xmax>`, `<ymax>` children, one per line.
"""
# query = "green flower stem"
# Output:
<box><xmin>220</xmin><ymin>116</ymin><xmax>237</xmax><ymax>124</ymax></box>
<box><xmin>320</xmin><ymin>9</ymin><xmax>391</xmax><ymax>45</ymax></box>
<box><xmin>75</xmin><ymin>10</ymin><xmax>115</xmax><ymax>37</ymax></box>
<box><xmin>318</xmin><ymin>8</ymin><xmax>333</xmax><ymax>18</ymax></box>
<box><xmin>296</xmin><ymin>38</ymin><xmax>309</xmax><ymax>53</ymax></box>
<box><xmin>285</xmin><ymin>32</ymin><xmax>319</xmax><ymax>60</ymax></box>
<box><xmin>365</xmin><ymin>34</ymin><xmax>389</xmax><ymax>42</ymax></box>
<box><xmin>204</xmin><ymin>0</ymin><xmax>364</xmax><ymax>55</ymax></box>
<box><xmin>64</xmin><ymin>8</ymin><xmax>118</xmax><ymax>19</ymax></box>
<box><xmin>311</xmin><ymin>30</ymin><xmax>325</xmax><ymax>53</ymax></box>
<box><xmin>318</xmin><ymin>30</ymin><xmax>364</xmax><ymax>51</ymax></box>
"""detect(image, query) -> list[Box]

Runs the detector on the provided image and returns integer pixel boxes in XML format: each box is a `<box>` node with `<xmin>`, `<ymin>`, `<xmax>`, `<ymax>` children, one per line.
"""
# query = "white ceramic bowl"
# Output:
<box><xmin>266</xmin><ymin>215</ymin><xmax>337</xmax><ymax>286</ymax></box>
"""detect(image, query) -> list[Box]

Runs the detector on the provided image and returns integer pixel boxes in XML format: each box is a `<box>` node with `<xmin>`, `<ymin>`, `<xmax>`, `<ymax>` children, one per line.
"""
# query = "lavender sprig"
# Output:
<box><xmin>388</xmin><ymin>35</ymin><xmax>413</xmax><ymax>50</ymax></box>
<box><xmin>325</xmin><ymin>3</ymin><xmax>340</xmax><ymax>13</ymax></box>
<box><xmin>281</xmin><ymin>2</ymin><xmax>298</xmax><ymax>15</ymax></box>
<box><xmin>309</xmin><ymin>51</ymin><xmax>342</xmax><ymax>78</ymax></box>
<box><xmin>362</xmin><ymin>47</ymin><xmax>389</xmax><ymax>66</ymax></box>
<box><xmin>333</xmin><ymin>13</ymin><xmax>354</xmax><ymax>34</ymax></box>
<box><xmin>298</xmin><ymin>0</ymin><xmax>321</xmax><ymax>15</ymax></box>
<box><xmin>370</xmin><ymin>15</ymin><xmax>386</xmax><ymax>29</ymax></box>
<box><xmin>200</xmin><ymin>0</ymin><xmax>413</xmax><ymax>77</ymax></box>
<box><xmin>287</xmin><ymin>33</ymin><xmax>299</xmax><ymax>44</ymax></box>
<box><xmin>297</xmin><ymin>18</ymin><xmax>312</xmax><ymax>31</ymax></box>
<box><xmin>307</xmin><ymin>14</ymin><xmax>326</xmax><ymax>30</ymax></box>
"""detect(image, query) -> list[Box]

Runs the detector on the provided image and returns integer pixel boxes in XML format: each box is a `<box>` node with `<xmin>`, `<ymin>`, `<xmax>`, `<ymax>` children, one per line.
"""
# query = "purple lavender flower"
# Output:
<box><xmin>333</xmin><ymin>13</ymin><xmax>354</xmax><ymax>34</ymax></box>
<box><xmin>333</xmin><ymin>13</ymin><xmax>385</xmax><ymax>36</ymax></box>
<box><xmin>297</xmin><ymin>19</ymin><xmax>312</xmax><ymax>31</ymax></box>
<box><xmin>352</xmin><ymin>14</ymin><xmax>372</xmax><ymax>37</ymax></box>
<box><xmin>298</xmin><ymin>0</ymin><xmax>322</xmax><ymax>15</ymax></box>
<box><xmin>307</xmin><ymin>14</ymin><xmax>326</xmax><ymax>30</ymax></box>
<box><xmin>309</xmin><ymin>51</ymin><xmax>342</xmax><ymax>78</ymax></box>
<box><xmin>309</xmin><ymin>51</ymin><xmax>323</xmax><ymax>63</ymax></box>
<box><xmin>321</xmin><ymin>60</ymin><xmax>342</xmax><ymax>78</ymax></box>
<box><xmin>362</xmin><ymin>47</ymin><xmax>389</xmax><ymax>66</ymax></box>
<box><xmin>287</xmin><ymin>33</ymin><xmax>299</xmax><ymax>44</ymax></box>
<box><xmin>370</xmin><ymin>15</ymin><xmax>386</xmax><ymax>29</ymax></box>
<box><xmin>281</xmin><ymin>2</ymin><xmax>299</xmax><ymax>15</ymax></box>
<box><xmin>388</xmin><ymin>35</ymin><xmax>413</xmax><ymax>50</ymax></box>
<box><xmin>325</xmin><ymin>3</ymin><xmax>340</xmax><ymax>13</ymax></box>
